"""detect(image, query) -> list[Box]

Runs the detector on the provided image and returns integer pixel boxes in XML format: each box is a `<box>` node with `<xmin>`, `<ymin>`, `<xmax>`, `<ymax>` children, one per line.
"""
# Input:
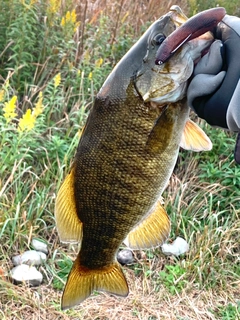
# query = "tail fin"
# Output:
<box><xmin>61</xmin><ymin>255</ymin><xmax>129</xmax><ymax>310</ymax></box>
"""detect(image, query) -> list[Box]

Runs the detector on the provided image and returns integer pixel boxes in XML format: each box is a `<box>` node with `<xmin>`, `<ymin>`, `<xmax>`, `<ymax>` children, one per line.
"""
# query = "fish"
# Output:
<box><xmin>55</xmin><ymin>6</ymin><xmax>218</xmax><ymax>310</ymax></box>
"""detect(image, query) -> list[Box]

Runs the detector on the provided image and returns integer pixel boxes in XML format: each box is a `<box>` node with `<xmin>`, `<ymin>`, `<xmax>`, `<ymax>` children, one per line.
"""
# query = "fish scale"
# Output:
<box><xmin>76</xmin><ymin>104</ymin><xmax>181</xmax><ymax>267</ymax></box>
<box><xmin>55</xmin><ymin>6</ymin><xmax>216</xmax><ymax>309</ymax></box>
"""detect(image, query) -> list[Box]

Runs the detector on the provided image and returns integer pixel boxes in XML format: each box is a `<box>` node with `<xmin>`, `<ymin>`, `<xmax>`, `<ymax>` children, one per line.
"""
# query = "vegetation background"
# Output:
<box><xmin>0</xmin><ymin>0</ymin><xmax>239</xmax><ymax>319</ymax></box>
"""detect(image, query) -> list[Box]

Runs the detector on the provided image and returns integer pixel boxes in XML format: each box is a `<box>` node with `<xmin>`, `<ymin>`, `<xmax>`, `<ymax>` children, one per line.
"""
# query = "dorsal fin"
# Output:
<box><xmin>180</xmin><ymin>119</ymin><xmax>212</xmax><ymax>151</ymax></box>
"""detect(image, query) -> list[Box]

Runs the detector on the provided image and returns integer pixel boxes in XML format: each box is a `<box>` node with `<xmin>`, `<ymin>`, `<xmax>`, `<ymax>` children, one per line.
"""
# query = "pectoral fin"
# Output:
<box><xmin>146</xmin><ymin>106</ymin><xmax>174</xmax><ymax>154</ymax></box>
<box><xmin>124</xmin><ymin>201</ymin><xmax>170</xmax><ymax>250</ymax></box>
<box><xmin>180</xmin><ymin>119</ymin><xmax>212</xmax><ymax>151</ymax></box>
<box><xmin>55</xmin><ymin>165</ymin><xmax>82</xmax><ymax>243</ymax></box>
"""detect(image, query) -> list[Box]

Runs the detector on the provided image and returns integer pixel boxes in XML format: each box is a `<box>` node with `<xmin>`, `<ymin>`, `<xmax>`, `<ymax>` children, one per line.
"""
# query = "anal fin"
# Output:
<box><xmin>61</xmin><ymin>256</ymin><xmax>129</xmax><ymax>310</ymax></box>
<box><xmin>180</xmin><ymin>119</ymin><xmax>212</xmax><ymax>151</ymax></box>
<box><xmin>55</xmin><ymin>165</ymin><xmax>82</xmax><ymax>243</ymax></box>
<box><xmin>124</xmin><ymin>201</ymin><xmax>170</xmax><ymax>250</ymax></box>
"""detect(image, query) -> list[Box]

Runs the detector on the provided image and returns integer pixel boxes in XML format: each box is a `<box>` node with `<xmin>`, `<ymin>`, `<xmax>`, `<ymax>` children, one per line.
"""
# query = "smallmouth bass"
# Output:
<box><xmin>55</xmin><ymin>6</ymin><xmax>216</xmax><ymax>309</ymax></box>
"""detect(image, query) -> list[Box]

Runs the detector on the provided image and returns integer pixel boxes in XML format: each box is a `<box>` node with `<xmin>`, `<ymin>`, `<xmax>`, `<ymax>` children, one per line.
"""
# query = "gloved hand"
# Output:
<box><xmin>187</xmin><ymin>14</ymin><xmax>240</xmax><ymax>163</ymax></box>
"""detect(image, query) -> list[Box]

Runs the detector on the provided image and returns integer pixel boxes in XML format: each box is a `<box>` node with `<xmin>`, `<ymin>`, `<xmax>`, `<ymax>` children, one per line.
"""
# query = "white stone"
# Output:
<box><xmin>31</xmin><ymin>239</ymin><xmax>48</xmax><ymax>254</ymax></box>
<box><xmin>117</xmin><ymin>249</ymin><xmax>134</xmax><ymax>265</ymax></box>
<box><xmin>12</xmin><ymin>250</ymin><xmax>47</xmax><ymax>266</ymax></box>
<box><xmin>10</xmin><ymin>264</ymin><xmax>43</xmax><ymax>286</ymax></box>
<box><xmin>161</xmin><ymin>237</ymin><xmax>189</xmax><ymax>256</ymax></box>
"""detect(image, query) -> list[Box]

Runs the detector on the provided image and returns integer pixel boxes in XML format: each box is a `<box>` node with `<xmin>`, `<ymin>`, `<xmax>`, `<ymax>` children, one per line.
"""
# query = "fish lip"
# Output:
<box><xmin>169</xmin><ymin>5</ymin><xmax>188</xmax><ymax>26</ymax></box>
<box><xmin>143</xmin><ymin>82</ymin><xmax>187</xmax><ymax>104</ymax></box>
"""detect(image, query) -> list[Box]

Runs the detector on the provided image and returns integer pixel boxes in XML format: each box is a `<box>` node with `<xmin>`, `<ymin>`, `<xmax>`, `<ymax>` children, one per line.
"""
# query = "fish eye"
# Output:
<box><xmin>153</xmin><ymin>34</ymin><xmax>166</xmax><ymax>46</ymax></box>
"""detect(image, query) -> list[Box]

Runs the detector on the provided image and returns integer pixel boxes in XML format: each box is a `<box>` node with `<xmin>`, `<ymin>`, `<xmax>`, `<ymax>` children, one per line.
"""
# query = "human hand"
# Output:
<box><xmin>187</xmin><ymin>14</ymin><xmax>240</xmax><ymax>163</ymax></box>
<box><xmin>187</xmin><ymin>14</ymin><xmax>240</xmax><ymax>131</ymax></box>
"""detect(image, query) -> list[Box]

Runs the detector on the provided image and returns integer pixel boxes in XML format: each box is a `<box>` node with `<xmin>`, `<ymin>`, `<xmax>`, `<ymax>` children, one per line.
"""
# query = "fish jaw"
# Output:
<box><xmin>168</xmin><ymin>5</ymin><xmax>188</xmax><ymax>26</ymax></box>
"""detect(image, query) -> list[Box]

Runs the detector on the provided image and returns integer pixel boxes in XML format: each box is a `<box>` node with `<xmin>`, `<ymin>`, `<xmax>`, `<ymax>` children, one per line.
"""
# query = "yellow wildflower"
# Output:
<box><xmin>88</xmin><ymin>72</ymin><xmax>93</xmax><ymax>81</ymax></box>
<box><xmin>71</xmin><ymin>10</ymin><xmax>77</xmax><ymax>23</ymax></box>
<box><xmin>54</xmin><ymin>73</ymin><xmax>61</xmax><ymax>88</ymax></box>
<box><xmin>61</xmin><ymin>9</ymin><xmax>80</xmax><ymax>32</ymax></box>
<box><xmin>61</xmin><ymin>17</ymin><xmax>66</xmax><ymax>27</ymax></box>
<box><xmin>18</xmin><ymin>109</ymin><xmax>36</xmax><ymax>132</ymax></box>
<box><xmin>32</xmin><ymin>91</ymin><xmax>44</xmax><ymax>118</ymax></box>
<box><xmin>95</xmin><ymin>58</ymin><xmax>103</xmax><ymax>68</ymax></box>
<box><xmin>66</xmin><ymin>11</ymin><xmax>71</xmax><ymax>23</ymax></box>
<box><xmin>74</xmin><ymin>24</ymin><xmax>80</xmax><ymax>32</ymax></box>
<box><xmin>0</xmin><ymin>90</ymin><xmax>5</xmax><ymax>102</ymax></box>
<box><xmin>48</xmin><ymin>0</ymin><xmax>60</xmax><ymax>14</ymax></box>
<box><xmin>3</xmin><ymin>96</ymin><xmax>17</xmax><ymax>123</ymax></box>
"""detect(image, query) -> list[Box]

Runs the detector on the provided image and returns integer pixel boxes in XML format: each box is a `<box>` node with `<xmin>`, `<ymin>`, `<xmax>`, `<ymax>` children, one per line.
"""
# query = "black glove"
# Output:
<box><xmin>187</xmin><ymin>15</ymin><xmax>240</xmax><ymax>163</ymax></box>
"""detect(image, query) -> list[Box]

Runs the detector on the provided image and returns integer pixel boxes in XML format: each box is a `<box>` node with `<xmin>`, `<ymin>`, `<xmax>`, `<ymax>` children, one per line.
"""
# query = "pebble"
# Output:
<box><xmin>161</xmin><ymin>237</ymin><xmax>189</xmax><ymax>257</ymax></box>
<box><xmin>10</xmin><ymin>264</ymin><xmax>43</xmax><ymax>286</ymax></box>
<box><xmin>12</xmin><ymin>250</ymin><xmax>47</xmax><ymax>266</ymax></box>
<box><xmin>31</xmin><ymin>239</ymin><xmax>48</xmax><ymax>254</ymax></box>
<box><xmin>117</xmin><ymin>249</ymin><xmax>134</xmax><ymax>265</ymax></box>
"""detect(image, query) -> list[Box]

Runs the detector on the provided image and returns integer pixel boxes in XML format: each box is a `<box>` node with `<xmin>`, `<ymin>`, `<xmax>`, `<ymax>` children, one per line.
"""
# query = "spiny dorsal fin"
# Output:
<box><xmin>124</xmin><ymin>201</ymin><xmax>170</xmax><ymax>250</ymax></box>
<box><xmin>180</xmin><ymin>119</ymin><xmax>212</xmax><ymax>152</ymax></box>
<box><xmin>55</xmin><ymin>165</ymin><xmax>82</xmax><ymax>243</ymax></box>
<box><xmin>61</xmin><ymin>256</ymin><xmax>129</xmax><ymax>310</ymax></box>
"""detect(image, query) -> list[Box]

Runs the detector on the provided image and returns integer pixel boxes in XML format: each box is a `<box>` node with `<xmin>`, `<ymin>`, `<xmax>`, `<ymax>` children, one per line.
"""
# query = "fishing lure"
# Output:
<box><xmin>155</xmin><ymin>7</ymin><xmax>226</xmax><ymax>65</ymax></box>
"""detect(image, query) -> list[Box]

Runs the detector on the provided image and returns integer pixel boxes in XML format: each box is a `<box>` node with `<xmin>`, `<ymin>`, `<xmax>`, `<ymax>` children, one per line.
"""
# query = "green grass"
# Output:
<box><xmin>0</xmin><ymin>0</ymin><xmax>240</xmax><ymax>319</ymax></box>
<box><xmin>157</xmin><ymin>264</ymin><xmax>187</xmax><ymax>295</ymax></box>
<box><xmin>218</xmin><ymin>302</ymin><xmax>240</xmax><ymax>320</ymax></box>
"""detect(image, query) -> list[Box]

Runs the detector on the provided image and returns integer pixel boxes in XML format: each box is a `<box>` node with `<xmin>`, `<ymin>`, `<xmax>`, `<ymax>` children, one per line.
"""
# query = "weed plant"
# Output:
<box><xmin>188</xmin><ymin>0</ymin><xmax>240</xmax><ymax>15</ymax></box>
<box><xmin>217</xmin><ymin>302</ymin><xmax>240</xmax><ymax>320</ymax></box>
<box><xmin>0</xmin><ymin>0</ymin><xmax>239</xmax><ymax>319</ymax></box>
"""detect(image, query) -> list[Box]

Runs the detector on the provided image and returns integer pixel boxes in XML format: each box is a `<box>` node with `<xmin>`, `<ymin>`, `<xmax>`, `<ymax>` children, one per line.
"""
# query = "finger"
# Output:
<box><xmin>222</xmin><ymin>15</ymin><xmax>240</xmax><ymax>37</ymax></box>
<box><xmin>194</xmin><ymin>40</ymin><xmax>224</xmax><ymax>75</ymax></box>
<box><xmin>187</xmin><ymin>71</ymin><xmax>226</xmax><ymax>112</ymax></box>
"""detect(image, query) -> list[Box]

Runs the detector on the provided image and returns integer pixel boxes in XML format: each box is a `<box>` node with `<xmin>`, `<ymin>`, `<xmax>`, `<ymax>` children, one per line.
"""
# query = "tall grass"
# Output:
<box><xmin>188</xmin><ymin>0</ymin><xmax>240</xmax><ymax>15</ymax></box>
<box><xmin>0</xmin><ymin>0</ymin><xmax>239</xmax><ymax>319</ymax></box>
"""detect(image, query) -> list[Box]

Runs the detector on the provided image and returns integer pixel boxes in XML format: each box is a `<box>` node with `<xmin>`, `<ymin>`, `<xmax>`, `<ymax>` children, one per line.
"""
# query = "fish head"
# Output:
<box><xmin>134</xmin><ymin>5</ymin><xmax>214</xmax><ymax>105</ymax></box>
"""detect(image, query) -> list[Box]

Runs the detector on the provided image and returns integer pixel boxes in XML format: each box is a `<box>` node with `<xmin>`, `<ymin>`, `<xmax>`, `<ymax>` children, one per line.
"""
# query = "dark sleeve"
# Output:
<box><xmin>192</xmin><ymin>20</ymin><xmax>240</xmax><ymax>128</ymax></box>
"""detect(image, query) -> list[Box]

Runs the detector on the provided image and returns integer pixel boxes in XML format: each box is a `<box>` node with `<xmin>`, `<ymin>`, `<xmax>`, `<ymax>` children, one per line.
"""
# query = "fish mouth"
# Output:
<box><xmin>135</xmin><ymin>44</ymin><xmax>196</xmax><ymax>104</ymax></box>
<box><xmin>143</xmin><ymin>82</ymin><xmax>187</xmax><ymax>104</ymax></box>
<box><xmin>134</xmin><ymin>6</ymin><xmax>216</xmax><ymax>105</ymax></box>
